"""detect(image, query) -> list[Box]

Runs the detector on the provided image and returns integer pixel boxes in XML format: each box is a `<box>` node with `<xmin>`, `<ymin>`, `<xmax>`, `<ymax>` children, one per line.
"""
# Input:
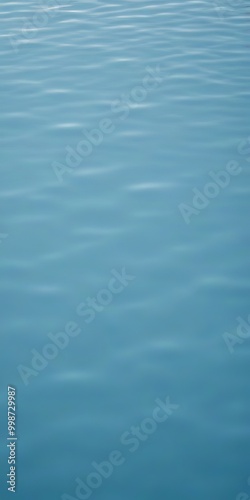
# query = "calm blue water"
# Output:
<box><xmin>1</xmin><ymin>1</ymin><xmax>250</xmax><ymax>499</ymax></box>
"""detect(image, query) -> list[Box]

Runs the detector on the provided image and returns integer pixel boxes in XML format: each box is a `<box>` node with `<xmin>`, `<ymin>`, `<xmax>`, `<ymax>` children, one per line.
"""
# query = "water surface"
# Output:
<box><xmin>1</xmin><ymin>1</ymin><xmax>250</xmax><ymax>499</ymax></box>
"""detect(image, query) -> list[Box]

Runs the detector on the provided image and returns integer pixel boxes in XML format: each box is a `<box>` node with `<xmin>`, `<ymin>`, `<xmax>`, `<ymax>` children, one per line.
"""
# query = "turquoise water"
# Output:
<box><xmin>1</xmin><ymin>0</ymin><xmax>250</xmax><ymax>498</ymax></box>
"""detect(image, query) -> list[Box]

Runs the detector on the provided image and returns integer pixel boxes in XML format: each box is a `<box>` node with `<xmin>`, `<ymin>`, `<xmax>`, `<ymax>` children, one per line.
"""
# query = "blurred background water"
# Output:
<box><xmin>1</xmin><ymin>1</ymin><xmax>250</xmax><ymax>499</ymax></box>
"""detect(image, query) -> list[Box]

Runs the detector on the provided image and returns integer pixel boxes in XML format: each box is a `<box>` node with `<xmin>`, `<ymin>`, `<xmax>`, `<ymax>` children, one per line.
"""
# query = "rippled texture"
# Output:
<box><xmin>1</xmin><ymin>1</ymin><xmax>250</xmax><ymax>499</ymax></box>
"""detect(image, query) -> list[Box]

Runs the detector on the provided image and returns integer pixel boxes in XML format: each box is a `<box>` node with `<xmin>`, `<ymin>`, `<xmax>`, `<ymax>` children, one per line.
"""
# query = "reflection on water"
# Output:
<box><xmin>0</xmin><ymin>1</ymin><xmax>250</xmax><ymax>499</ymax></box>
